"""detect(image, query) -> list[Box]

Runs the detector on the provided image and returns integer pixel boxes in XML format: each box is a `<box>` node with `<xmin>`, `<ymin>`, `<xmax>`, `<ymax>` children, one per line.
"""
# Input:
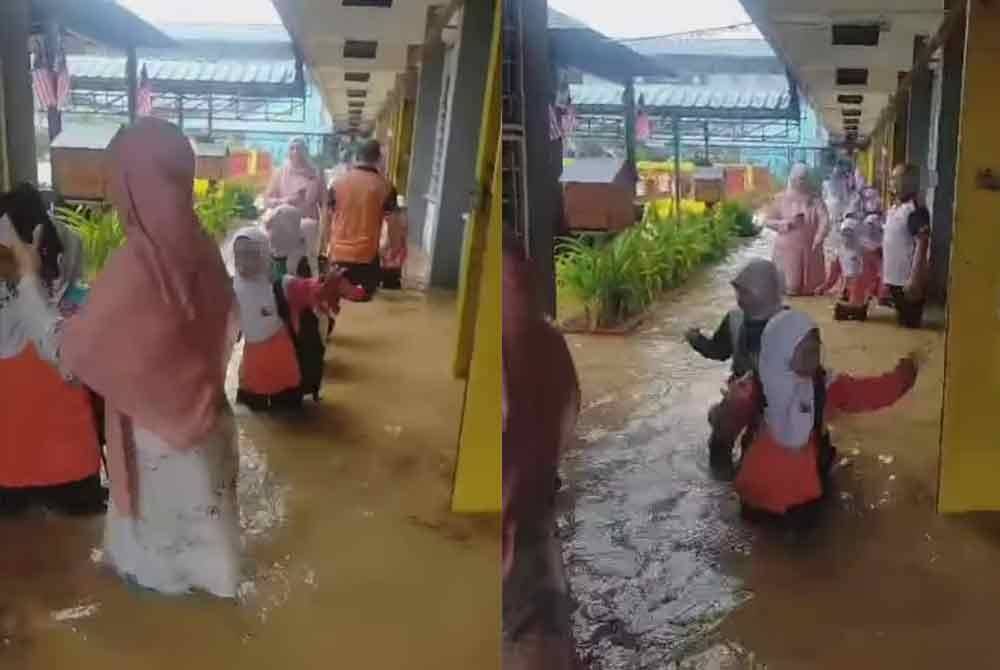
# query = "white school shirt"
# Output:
<box><xmin>233</xmin><ymin>276</ymin><xmax>294</xmax><ymax>344</ymax></box>
<box><xmin>882</xmin><ymin>201</ymin><xmax>919</xmax><ymax>287</ymax></box>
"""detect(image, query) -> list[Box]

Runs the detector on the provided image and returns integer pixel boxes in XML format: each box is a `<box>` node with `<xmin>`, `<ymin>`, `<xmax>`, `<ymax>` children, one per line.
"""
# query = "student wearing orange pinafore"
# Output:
<box><xmin>0</xmin><ymin>209</ymin><xmax>104</xmax><ymax>516</ymax></box>
<box><xmin>733</xmin><ymin>310</ymin><xmax>919</xmax><ymax>526</ymax></box>
<box><xmin>232</xmin><ymin>227</ymin><xmax>354</xmax><ymax>411</ymax></box>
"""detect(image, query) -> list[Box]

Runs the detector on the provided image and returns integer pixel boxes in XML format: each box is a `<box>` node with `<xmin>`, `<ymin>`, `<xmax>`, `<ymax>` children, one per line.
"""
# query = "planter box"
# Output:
<box><xmin>50</xmin><ymin>123</ymin><xmax>122</xmax><ymax>201</ymax></box>
<box><xmin>558</xmin><ymin>311</ymin><xmax>645</xmax><ymax>336</ymax></box>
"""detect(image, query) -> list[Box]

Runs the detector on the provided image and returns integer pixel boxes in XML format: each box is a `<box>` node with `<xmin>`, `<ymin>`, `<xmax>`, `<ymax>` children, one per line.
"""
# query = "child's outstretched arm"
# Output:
<box><xmin>685</xmin><ymin>314</ymin><xmax>735</xmax><ymax>362</ymax></box>
<box><xmin>826</xmin><ymin>354</ymin><xmax>919</xmax><ymax>414</ymax></box>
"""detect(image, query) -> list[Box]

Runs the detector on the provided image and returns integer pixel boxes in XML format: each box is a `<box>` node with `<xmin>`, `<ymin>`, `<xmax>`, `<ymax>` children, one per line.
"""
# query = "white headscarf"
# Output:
<box><xmin>231</xmin><ymin>226</ymin><xmax>285</xmax><ymax>343</ymax></box>
<box><xmin>265</xmin><ymin>204</ymin><xmax>306</xmax><ymax>273</ymax></box>
<box><xmin>733</xmin><ymin>259</ymin><xmax>785</xmax><ymax>320</ymax></box>
<box><xmin>758</xmin><ymin>309</ymin><xmax>821</xmax><ymax>450</ymax></box>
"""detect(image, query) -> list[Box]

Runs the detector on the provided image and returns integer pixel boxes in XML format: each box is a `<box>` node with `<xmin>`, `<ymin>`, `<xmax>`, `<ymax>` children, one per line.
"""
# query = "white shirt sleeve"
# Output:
<box><xmin>13</xmin><ymin>275</ymin><xmax>70</xmax><ymax>376</ymax></box>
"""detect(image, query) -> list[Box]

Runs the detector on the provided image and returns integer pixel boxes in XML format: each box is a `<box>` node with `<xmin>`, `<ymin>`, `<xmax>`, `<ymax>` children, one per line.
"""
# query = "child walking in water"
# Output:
<box><xmin>686</xmin><ymin>259</ymin><xmax>785</xmax><ymax>479</ymax></box>
<box><xmin>231</xmin><ymin>227</ymin><xmax>352</xmax><ymax>411</ymax></box>
<box><xmin>264</xmin><ymin>205</ymin><xmax>310</xmax><ymax>279</ymax></box>
<box><xmin>733</xmin><ymin>309</ymin><xmax>920</xmax><ymax>527</ymax></box>
<box><xmin>834</xmin><ymin>187</ymin><xmax>884</xmax><ymax>321</ymax></box>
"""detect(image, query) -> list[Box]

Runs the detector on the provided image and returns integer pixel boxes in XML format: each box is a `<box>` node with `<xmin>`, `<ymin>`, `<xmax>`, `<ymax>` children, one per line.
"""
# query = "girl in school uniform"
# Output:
<box><xmin>0</xmin><ymin>198</ymin><xmax>105</xmax><ymax>517</ymax></box>
<box><xmin>834</xmin><ymin>187</ymin><xmax>885</xmax><ymax>321</ymax></box>
<box><xmin>733</xmin><ymin>309</ymin><xmax>919</xmax><ymax>527</ymax></box>
<box><xmin>264</xmin><ymin>204</ymin><xmax>310</xmax><ymax>279</ymax></box>
<box><xmin>231</xmin><ymin>227</ymin><xmax>354</xmax><ymax>411</ymax></box>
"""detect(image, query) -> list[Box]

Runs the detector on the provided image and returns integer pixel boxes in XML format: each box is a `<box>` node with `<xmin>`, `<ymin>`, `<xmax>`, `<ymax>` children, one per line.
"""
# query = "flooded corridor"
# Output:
<box><xmin>0</xmin><ymin>291</ymin><xmax>499</xmax><ymax>670</ymax></box>
<box><xmin>563</xmin><ymin>234</ymin><xmax>1000</xmax><ymax>669</ymax></box>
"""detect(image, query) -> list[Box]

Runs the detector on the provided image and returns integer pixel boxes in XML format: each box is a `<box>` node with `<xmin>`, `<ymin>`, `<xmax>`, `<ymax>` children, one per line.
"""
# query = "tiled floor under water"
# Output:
<box><xmin>0</xmin><ymin>290</ymin><xmax>499</xmax><ymax>670</ymax></box>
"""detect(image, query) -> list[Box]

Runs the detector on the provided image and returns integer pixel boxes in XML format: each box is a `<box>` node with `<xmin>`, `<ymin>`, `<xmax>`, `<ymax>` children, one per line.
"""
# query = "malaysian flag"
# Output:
<box><xmin>136</xmin><ymin>64</ymin><xmax>153</xmax><ymax>116</ymax></box>
<box><xmin>559</xmin><ymin>98</ymin><xmax>577</xmax><ymax>138</ymax></box>
<box><xmin>32</xmin><ymin>50</ymin><xmax>57</xmax><ymax>110</ymax></box>
<box><xmin>548</xmin><ymin>104</ymin><xmax>562</xmax><ymax>141</ymax></box>
<box><xmin>55</xmin><ymin>55</ymin><xmax>71</xmax><ymax>110</ymax></box>
<box><xmin>635</xmin><ymin>94</ymin><xmax>652</xmax><ymax>142</ymax></box>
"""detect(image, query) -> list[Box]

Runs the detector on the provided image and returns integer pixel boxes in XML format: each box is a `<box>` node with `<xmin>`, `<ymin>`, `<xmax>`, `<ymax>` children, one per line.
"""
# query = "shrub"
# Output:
<box><xmin>194</xmin><ymin>183</ymin><xmax>241</xmax><ymax>240</ymax></box>
<box><xmin>55</xmin><ymin>206</ymin><xmax>125</xmax><ymax>280</ymax></box>
<box><xmin>715</xmin><ymin>200</ymin><xmax>758</xmax><ymax>237</ymax></box>
<box><xmin>556</xmin><ymin>199</ymin><xmax>753</xmax><ymax>329</ymax></box>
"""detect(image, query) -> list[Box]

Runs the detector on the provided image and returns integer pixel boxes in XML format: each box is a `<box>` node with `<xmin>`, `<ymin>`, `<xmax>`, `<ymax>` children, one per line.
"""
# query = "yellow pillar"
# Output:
<box><xmin>453</xmin><ymin>0</ymin><xmax>500</xmax><ymax>380</ymax></box>
<box><xmin>450</xmin><ymin>0</ymin><xmax>500</xmax><ymax>514</ymax></box>
<box><xmin>451</xmin><ymin>140</ymin><xmax>502</xmax><ymax>514</ymax></box>
<box><xmin>938</xmin><ymin>0</ymin><xmax>1000</xmax><ymax>511</ymax></box>
<box><xmin>393</xmin><ymin>99</ymin><xmax>415</xmax><ymax>194</ymax></box>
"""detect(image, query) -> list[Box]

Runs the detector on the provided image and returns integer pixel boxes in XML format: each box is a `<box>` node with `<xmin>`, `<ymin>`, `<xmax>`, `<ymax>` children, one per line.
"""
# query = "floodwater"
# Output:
<box><xmin>0</xmin><ymin>291</ymin><xmax>499</xmax><ymax>669</ymax></box>
<box><xmin>562</xmin><ymin>233</ymin><xmax>1000</xmax><ymax>668</ymax></box>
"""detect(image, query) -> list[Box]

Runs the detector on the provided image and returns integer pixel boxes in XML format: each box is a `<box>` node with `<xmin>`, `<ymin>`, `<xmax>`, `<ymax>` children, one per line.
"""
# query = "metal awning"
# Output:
<box><xmin>548</xmin><ymin>8</ymin><xmax>674</xmax><ymax>84</ymax></box>
<box><xmin>68</xmin><ymin>55</ymin><xmax>302</xmax><ymax>98</ymax></box>
<box><xmin>571</xmin><ymin>79</ymin><xmax>797</xmax><ymax>120</ymax></box>
<box><xmin>31</xmin><ymin>0</ymin><xmax>175</xmax><ymax>49</ymax></box>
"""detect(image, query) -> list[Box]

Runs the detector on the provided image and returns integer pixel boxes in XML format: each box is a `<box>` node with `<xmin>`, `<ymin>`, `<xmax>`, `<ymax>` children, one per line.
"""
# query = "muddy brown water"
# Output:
<box><xmin>561</xmin><ymin>233</ymin><xmax>1000</xmax><ymax>669</ymax></box>
<box><xmin>0</xmin><ymin>291</ymin><xmax>499</xmax><ymax>669</ymax></box>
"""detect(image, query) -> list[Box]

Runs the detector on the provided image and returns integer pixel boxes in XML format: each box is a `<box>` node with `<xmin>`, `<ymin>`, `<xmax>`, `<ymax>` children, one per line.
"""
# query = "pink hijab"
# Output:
<box><xmin>62</xmin><ymin>118</ymin><xmax>235</xmax><ymax>516</ymax></box>
<box><xmin>502</xmin><ymin>232</ymin><xmax>580</xmax><ymax>575</ymax></box>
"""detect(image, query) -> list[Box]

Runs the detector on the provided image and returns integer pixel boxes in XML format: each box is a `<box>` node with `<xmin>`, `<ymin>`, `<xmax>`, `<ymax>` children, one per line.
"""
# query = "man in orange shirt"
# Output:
<box><xmin>325</xmin><ymin>140</ymin><xmax>398</xmax><ymax>298</ymax></box>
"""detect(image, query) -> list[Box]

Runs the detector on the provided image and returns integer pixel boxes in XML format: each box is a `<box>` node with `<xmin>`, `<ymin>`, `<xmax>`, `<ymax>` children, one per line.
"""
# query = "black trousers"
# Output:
<box><xmin>381</xmin><ymin>267</ymin><xmax>403</xmax><ymax>290</ymax></box>
<box><xmin>0</xmin><ymin>474</ymin><xmax>107</xmax><ymax>517</ymax></box>
<box><xmin>887</xmin><ymin>285</ymin><xmax>925</xmax><ymax>329</ymax></box>
<box><xmin>236</xmin><ymin>387</ymin><xmax>304</xmax><ymax>412</ymax></box>
<box><xmin>338</xmin><ymin>257</ymin><xmax>380</xmax><ymax>298</ymax></box>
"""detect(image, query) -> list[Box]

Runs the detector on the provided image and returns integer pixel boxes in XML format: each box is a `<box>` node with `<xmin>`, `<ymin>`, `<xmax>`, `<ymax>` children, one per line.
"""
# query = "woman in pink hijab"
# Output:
<box><xmin>503</xmin><ymin>229</ymin><xmax>584</xmax><ymax>670</ymax></box>
<box><xmin>9</xmin><ymin>118</ymin><xmax>241</xmax><ymax>598</ymax></box>
<box><xmin>265</xmin><ymin>138</ymin><xmax>325</xmax><ymax>274</ymax></box>
<box><xmin>760</xmin><ymin>162</ymin><xmax>829</xmax><ymax>295</ymax></box>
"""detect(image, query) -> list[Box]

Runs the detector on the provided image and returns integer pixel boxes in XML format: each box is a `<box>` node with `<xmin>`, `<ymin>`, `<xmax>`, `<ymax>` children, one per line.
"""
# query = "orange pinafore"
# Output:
<box><xmin>0</xmin><ymin>343</ymin><xmax>101</xmax><ymax>488</ymax></box>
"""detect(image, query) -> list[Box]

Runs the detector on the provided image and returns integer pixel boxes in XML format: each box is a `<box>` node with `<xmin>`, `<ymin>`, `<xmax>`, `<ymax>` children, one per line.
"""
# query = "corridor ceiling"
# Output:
<box><xmin>272</xmin><ymin>0</ymin><xmax>446</xmax><ymax>132</ymax></box>
<box><xmin>739</xmin><ymin>0</ymin><xmax>946</xmax><ymax>142</ymax></box>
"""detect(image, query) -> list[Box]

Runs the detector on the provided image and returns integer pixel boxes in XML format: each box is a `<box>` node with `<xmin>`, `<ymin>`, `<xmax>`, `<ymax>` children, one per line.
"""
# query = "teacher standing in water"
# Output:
<box><xmin>8</xmin><ymin>118</ymin><xmax>241</xmax><ymax>598</ymax></box>
<box><xmin>760</xmin><ymin>162</ymin><xmax>829</xmax><ymax>296</ymax></box>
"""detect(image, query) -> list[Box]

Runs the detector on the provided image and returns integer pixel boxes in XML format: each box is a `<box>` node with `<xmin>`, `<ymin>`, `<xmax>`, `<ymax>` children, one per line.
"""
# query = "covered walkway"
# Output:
<box><xmin>0</xmin><ymin>0</ymin><xmax>501</xmax><ymax>666</ymax></box>
<box><xmin>560</xmin><ymin>233</ymin><xmax>982</xmax><ymax>669</ymax></box>
<box><xmin>0</xmin><ymin>295</ymin><xmax>497</xmax><ymax>668</ymax></box>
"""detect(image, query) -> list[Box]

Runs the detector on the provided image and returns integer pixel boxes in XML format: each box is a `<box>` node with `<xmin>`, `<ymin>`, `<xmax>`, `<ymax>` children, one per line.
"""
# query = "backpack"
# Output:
<box><xmin>272</xmin><ymin>280</ymin><xmax>326</xmax><ymax>401</ymax></box>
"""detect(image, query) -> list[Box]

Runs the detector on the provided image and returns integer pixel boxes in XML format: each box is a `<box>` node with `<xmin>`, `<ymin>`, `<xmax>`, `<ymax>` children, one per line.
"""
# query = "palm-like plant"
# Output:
<box><xmin>55</xmin><ymin>206</ymin><xmax>125</xmax><ymax>280</ymax></box>
<box><xmin>194</xmin><ymin>185</ymin><xmax>241</xmax><ymax>241</ymax></box>
<box><xmin>556</xmin><ymin>198</ymin><xmax>753</xmax><ymax>330</ymax></box>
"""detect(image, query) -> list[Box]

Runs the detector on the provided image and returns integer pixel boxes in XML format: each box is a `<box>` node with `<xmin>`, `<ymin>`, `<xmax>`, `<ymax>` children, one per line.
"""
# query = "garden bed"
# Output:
<box><xmin>556</xmin><ymin>199</ymin><xmax>757</xmax><ymax>333</ymax></box>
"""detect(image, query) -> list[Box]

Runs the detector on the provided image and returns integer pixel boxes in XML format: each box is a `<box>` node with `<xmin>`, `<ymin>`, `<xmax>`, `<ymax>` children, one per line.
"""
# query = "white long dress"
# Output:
<box><xmin>14</xmin><ymin>275</ymin><xmax>241</xmax><ymax>598</ymax></box>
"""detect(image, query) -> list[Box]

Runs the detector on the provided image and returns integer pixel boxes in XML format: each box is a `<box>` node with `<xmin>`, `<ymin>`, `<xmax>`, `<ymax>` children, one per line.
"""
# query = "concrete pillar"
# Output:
<box><xmin>624</xmin><ymin>80</ymin><xmax>636</xmax><ymax>170</ymax></box>
<box><xmin>928</xmin><ymin>12</ymin><xmax>965</xmax><ymax>304</ymax></box>
<box><xmin>428</xmin><ymin>0</ymin><xmax>494</xmax><ymax>288</ymax></box>
<box><xmin>937</xmin><ymin>0</ymin><xmax>1000</xmax><ymax>512</ymax></box>
<box><xmin>520</xmin><ymin>0</ymin><xmax>559</xmax><ymax>316</ymax></box>
<box><xmin>0</xmin><ymin>0</ymin><xmax>38</xmax><ymax>186</ymax></box>
<box><xmin>907</xmin><ymin>37</ymin><xmax>933</xmax><ymax>177</ymax></box>
<box><xmin>893</xmin><ymin>72</ymin><xmax>909</xmax><ymax>167</ymax></box>
<box><xmin>406</xmin><ymin>33</ymin><xmax>445</xmax><ymax>247</ymax></box>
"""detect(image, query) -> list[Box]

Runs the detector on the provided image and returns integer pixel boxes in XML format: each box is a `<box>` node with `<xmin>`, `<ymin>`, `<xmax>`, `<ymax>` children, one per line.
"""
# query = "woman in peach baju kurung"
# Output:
<box><xmin>760</xmin><ymin>163</ymin><xmax>830</xmax><ymax>296</ymax></box>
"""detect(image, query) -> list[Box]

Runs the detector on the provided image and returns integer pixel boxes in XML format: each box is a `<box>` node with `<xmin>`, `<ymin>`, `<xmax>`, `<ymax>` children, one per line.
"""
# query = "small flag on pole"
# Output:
<box><xmin>560</xmin><ymin>98</ymin><xmax>577</xmax><ymax>138</ymax></box>
<box><xmin>32</xmin><ymin>52</ymin><xmax>57</xmax><ymax>110</ymax></box>
<box><xmin>548</xmin><ymin>104</ymin><xmax>562</xmax><ymax>141</ymax></box>
<box><xmin>636</xmin><ymin>94</ymin><xmax>652</xmax><ymax>142</ymax></box>
<box><xmin>55</xmin><ymin>55</ymin><xmax>71</xmax><ymax>110</ymax></box>
<box><xmin>137</xmin><ymin>64</ymin><xmax>154</xmax><ymax>116</ymax></box>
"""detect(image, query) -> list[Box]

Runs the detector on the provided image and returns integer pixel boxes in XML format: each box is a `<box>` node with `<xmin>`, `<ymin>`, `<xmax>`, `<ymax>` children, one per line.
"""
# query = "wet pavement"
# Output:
<box><xmin>561</xmin><ymin>233</ymin><xmax>1000</xmax><ymax>669</ymax></box>
<box><xmin>0</xmin><ymin>291</ymin><xmax>499</xmax><ymax>670</ymax></box>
